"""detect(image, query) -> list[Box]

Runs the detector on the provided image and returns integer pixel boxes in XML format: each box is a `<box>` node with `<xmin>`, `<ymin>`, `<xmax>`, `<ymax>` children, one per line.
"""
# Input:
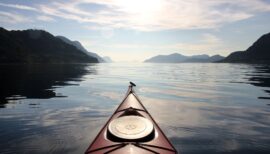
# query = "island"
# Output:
<box><xmin>144</xmin><ymin>53</ymin><xmax>224</xmax><ymax>63</ymax></box>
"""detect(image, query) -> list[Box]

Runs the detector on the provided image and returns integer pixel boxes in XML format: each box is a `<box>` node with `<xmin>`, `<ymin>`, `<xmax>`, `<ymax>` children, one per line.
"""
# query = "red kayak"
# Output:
<box><xmin>85</xmin><ymin>82</ymin><xmax>177</xmax><ymax>154</ymax></box>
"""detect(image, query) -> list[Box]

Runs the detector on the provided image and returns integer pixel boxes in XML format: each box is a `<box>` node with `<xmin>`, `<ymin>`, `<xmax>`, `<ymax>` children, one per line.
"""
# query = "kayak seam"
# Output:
<box><xmin>133</xmin><ymin>143</ymin><xmax>159</xmax><ymax>154</ymax></box>
<box><xmin>139</xmin><ymin>143</ymin><xmax>177</xmax><ymax>152</ymax></box>
<box><xmin>115</xmin><ymin>107</ymin><xmax>146</xmax><ymax>113</ymax></box>
<box><xmin>104</xmin><ymin>143</ymin><xmax>127</xmax><ymax>154</ymax></box>
<box><xmin>85</xmin><ymin>143</ymin><xmax>125</xmax><ymax>153</ymax></box>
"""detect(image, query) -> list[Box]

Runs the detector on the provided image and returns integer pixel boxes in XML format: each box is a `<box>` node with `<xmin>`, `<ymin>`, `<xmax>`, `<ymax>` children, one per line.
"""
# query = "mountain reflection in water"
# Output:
<box><xmin>0</xmin><ymin>63</ymin><xmax>269</xmax><ymax>154</ymax></box>
<box><xmin>248</xmin><ymin>65</ymin><xmax>270</xmax><ymax>99</ymax></box>
<box><xmin>0</xmin><ymin>64</ymin><xmax>96</xmax><ymax>106</ymax></box>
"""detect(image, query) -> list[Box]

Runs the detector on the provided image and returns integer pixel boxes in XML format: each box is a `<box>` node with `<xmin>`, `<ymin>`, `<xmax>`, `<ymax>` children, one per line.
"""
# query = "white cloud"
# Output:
<box><xmin>0</xmin><ymin>2</ymin><xmax>38</xmax><ymax>11</ymax></box>
<box><xmin>102</xmin><ymin>33</ymin><xmax>232</xmax><ymax>60</ymax></box>
<box><xmin>1</xmin><ymin>0</ymin><xmax>269</xmax><ymax>31</ymax></box>
<box><xmin>201</xmin><ymin>33</ymin><xmax>221</xmax><ymax>44</ymax></box>
<box><xmin>162</xmin><ymin>33</ymin><xmax>233</xmax><ymax>56</ymax></box>
<box><xmin>37</xmin><ymin>0</ymin><xmax>270</xmax><ymax>31</ymax></box>
<box><xmin>0</xmin><ymin>11</ymin><xmax>31</xmax><ymax>24</ymax></box>
<box><xmin>0</xmin><ymin>0</ymin><xmax>270</xmax><ymax>31</ymax></box>
<box><xmin>36</xmin><ymin>15</ymin><xmax>55</xmax><ymax>22</ymax></box>
<box><xmin>81</xmin><ymin>33</ymin><xmax>238</xmax><ymax>61</ymax></box>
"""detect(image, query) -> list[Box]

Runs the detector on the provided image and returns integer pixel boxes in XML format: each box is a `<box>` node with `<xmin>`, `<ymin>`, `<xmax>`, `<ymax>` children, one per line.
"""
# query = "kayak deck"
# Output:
<box><xmin>85</xmin><ymin>83</ymin><xmax>177</xmax><ymax>154</ymax></box>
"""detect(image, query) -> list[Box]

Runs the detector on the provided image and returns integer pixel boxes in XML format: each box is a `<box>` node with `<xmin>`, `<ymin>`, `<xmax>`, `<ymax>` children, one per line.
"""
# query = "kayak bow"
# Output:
<box><xmin>85</xmin><ymin>82</ymin><xmax>177</xmax><ymax>154</ymax></box>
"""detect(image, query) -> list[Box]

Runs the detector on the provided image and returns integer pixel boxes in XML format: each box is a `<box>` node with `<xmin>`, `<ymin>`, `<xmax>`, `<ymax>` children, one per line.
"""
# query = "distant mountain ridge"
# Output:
<box><xmin>144</xmin><ymin>53</ymin><xmax>224</xmax><ymax>63</ymax></box>
<box><xmin>102</xmin><ymin>56</ymin><xmax>113</xmax><ymax>62</ymax></box>
<box><xmin>0</xmin><ymin>27</ymin><xmax>98</xmax><ymax>63</ymax></box>
<box><xmin>220</xmin><ymin>32</ymin><xmax>270</xmax><ymax>63</ymax></box>
<box><xmin>56</xmin><ymin>36</ymin><xmax>105</xmax><ymax>63</ymax></box>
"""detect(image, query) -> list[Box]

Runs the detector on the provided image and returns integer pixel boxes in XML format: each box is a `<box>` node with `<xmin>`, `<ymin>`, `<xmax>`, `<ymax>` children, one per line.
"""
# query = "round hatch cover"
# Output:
<box><xmin>108</xmin><ymin>116</ymin><xmax>154</xmax><ymax>140</ymax></box>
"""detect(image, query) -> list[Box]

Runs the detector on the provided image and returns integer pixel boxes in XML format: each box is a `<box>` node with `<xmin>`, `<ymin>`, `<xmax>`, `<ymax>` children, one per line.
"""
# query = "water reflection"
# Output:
<box><xmin>0</xmin><ymin>64</ymin><xmax>96</xmax><ymax>107</ymax></box>
<box><xmin>0</xmin><ymin>63</ymin><xmax>270</xmax><ymax>154</ymax></box>
<box><xmin>0</xmin><ymin>105</ymin><xmax>108</xmax><ymax>154</ymax></box>
<box><xmin>248</xmin><ymin>65</ymin><xmax>270</xmax><ymax>99</ymax></box>
<box><xmin>142</xmin><ymin>97</ymin><xmax>270</xmax><ymax>154</ymax></box>
<box><xmin>0</xmin><ymin>64</ymin><xmax>101</xmax><ymax>154</ymax></box>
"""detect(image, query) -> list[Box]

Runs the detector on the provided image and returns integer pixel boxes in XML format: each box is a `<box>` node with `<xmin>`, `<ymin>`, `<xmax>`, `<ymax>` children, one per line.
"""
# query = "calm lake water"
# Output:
<box><xmin>0</xmin><ymin>63</ymin><xmax>270</xmax><ymax>154</ymax></box>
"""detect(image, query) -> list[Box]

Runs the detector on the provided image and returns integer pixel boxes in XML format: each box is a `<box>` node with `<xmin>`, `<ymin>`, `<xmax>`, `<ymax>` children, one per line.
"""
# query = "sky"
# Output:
<box><xmin>0</xmin><ymin>0</ymin><xmax>270</xmax><ymax>62</ymax></box>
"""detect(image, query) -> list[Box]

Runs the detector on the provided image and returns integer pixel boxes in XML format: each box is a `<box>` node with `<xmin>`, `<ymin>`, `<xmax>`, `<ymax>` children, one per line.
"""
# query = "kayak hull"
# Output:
<box><xmin>85</xmin><ymin>85</ymin><xmax>177</xmax><ymax>154</ymax></box>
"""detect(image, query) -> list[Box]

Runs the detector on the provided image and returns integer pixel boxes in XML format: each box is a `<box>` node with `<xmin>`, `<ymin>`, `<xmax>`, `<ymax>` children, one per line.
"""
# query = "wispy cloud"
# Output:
<box><xmin>36</xmin><ymin>0</ymin><xmax>270</xmax><ymax>31</ymax></box>
<box><xmin>108</xmin><ymin>33</ymin><xmax>226</xmax><ymax>53</ymax></box>
<box><xmin>0</xmin><ymin>0</ymin><xmax>269</xmax><ymax>31</ymax></box>
<box><xmin>36</xmin><ymin>15</ymin><xmax>55</xmax><ymax>22</ymax></box>
<box><xmin>0</xmin><ymin>2</ymin><xmax>38</xmax><ymax>11</ymax></box>
<box><xmin>85</xmin><ymin>33</ymin><xmax>229</xmax><ymax>61</ymax></box>
<box><xmin>0</xmin><ymin>11</ymin><xmax>32</xmax><ymax>24</ymax></box>
<box><xmin>102</xmin><ymin>33</ymin><xmax>231</xmax><ymax>60</ymax></box>
<box><xmin>163</xmin><ymin>33</ymin><xmax>232</xmax><ymax>56</ymax></box>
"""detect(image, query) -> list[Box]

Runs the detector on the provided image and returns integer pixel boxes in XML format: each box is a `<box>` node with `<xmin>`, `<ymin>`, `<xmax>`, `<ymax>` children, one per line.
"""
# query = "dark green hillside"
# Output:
<box><xmin>0</xmin><ymin>27</ymin><xmax>98</xmax><ymax>63</ymax></box>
